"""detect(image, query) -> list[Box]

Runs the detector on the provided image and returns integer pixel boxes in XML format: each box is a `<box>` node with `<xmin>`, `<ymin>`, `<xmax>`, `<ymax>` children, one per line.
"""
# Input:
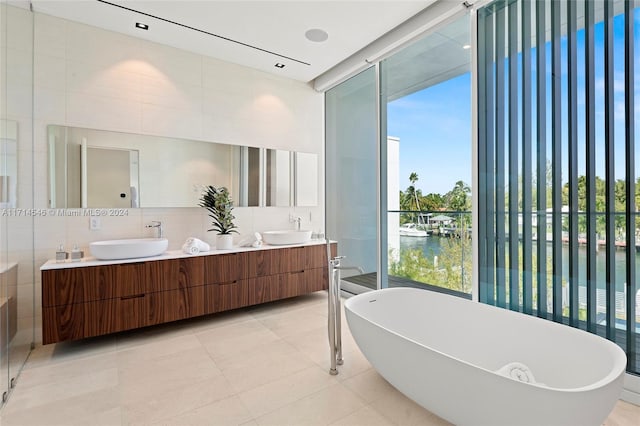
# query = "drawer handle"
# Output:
<box><xmin>121</xmin><ymin>293</ymin><xmax>145</xmax><ymax>300</ymax></box>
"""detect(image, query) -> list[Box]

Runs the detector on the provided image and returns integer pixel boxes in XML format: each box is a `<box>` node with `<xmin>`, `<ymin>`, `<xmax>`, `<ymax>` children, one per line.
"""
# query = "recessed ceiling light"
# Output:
<box><xmin>135</xmin><ymin>22</ymin><xmax>149</xmax><ymax>30</ymax></box>
<box><xmin>305</xmin><ymin>28</ymin><xmax>329</xmax><ymax>43</ymax></box>
<box><xmin>462</xmin><ymin>44</ymin><xmax>471</xmax><ymax>49</ymax></box>
<box><xmin>275</xmin><ymin>63</ymin><xmax>285</xmax><ymax>69</ymax></box>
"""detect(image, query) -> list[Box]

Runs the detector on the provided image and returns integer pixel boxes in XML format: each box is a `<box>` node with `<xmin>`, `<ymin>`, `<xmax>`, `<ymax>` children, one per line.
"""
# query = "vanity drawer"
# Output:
<box><xmin>43</xmin><ymin>303</ymin><xmax>88</xmax><ymax>344</ymax></box>
<box><xmin>282</xmin><ymin>268</ymin><xmax>326</xmax><ymax>298</ymax></box>
<box><xmin>204</xmin><ymin>253</ymin><xmax>245</xmax><ymax>284</ymax></box>
<box><xmin>162</xmin><ymin>286</ymin><xmax>205</xmax><ymax>322</ymax></box>
<box><xmin>206</xmin><ymin>279</ymin><xmax>249</xmax><ymax>313</ymax></box>
<box><xmin>247</xmin><ymin>275</ymin><xmax>282</xmax><ymax>305</ymax></box>
<box><xmin>42</xmin><ymin>265</ymin><xmax>117</xmax><ymax>307</ymax></box>
<box><xmin>87</xmin><ymin>291</ymin><xmax>167</xmax><ymax>337</ymax></box>
<box><xmin>244</xmin><ymin>249</ymin><xmax>281</xmax><ymax>278</ymax></box>
<box><xmin>162</xmin><ymin>257</ymin><xmax>205</xmax><ymax>291</ymax></box>
<box><xmin>114</xmin><ymin>261</ymin><xmax>163</xmax><ymax>297</ymax></box>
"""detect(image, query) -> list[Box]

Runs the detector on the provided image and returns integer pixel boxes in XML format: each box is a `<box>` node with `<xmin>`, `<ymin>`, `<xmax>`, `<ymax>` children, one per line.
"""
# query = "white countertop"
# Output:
<box><xmin>40</xmin><ymin>239</ymin><xmax>333</xmax><ymax>270</ymax></box>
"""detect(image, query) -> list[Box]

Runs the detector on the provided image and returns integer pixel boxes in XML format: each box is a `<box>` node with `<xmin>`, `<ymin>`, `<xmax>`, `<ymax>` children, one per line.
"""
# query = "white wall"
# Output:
<box><xmin>18</xmin><ymin>11</ymin><xmax>325</xmax><ymax>343</ymax></box>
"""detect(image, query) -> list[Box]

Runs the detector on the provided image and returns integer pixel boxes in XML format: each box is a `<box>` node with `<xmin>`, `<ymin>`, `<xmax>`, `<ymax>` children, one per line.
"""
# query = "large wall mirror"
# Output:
<box><xmin>47</xmin><ymin>125</ymin><xmax>318</xmax><ymax>208</ymax></box>
<box><xmin>0</xmin><ymin>120</ymin><xmax>18</xmax><ymax>208</ymax></box>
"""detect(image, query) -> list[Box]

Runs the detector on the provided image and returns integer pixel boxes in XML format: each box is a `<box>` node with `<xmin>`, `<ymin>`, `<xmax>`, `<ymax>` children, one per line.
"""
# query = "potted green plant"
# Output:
<box><xmin>199</xmin><ymin>185</ymin><xmax>238</xmax><ymax>249</ymax></box>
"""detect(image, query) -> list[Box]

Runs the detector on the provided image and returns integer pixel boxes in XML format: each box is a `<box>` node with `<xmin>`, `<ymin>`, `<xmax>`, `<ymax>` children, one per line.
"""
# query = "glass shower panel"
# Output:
<box><xmin>325</xmin><ymin>67</ymin><xmax>379</xmax><ymax>293</ymax></box>
<box><xmin>0</xmin><ymin>0</ymin><xmax>10</xmax><ymax>406</ymax></box>
<box><xmin>0</xmin><ymin>1</ymin><xmax>35</xmax><ymax>405</ymax></box>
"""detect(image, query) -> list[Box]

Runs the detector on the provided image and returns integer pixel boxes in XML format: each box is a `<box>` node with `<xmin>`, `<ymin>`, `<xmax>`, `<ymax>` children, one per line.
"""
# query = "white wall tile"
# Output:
<box><xmin>67</xmin><ymin>60</ymin><xmax>142</xmax><ymax>103</ymax></box>
<box><xmin>65</xmin><ymin>20</ymin><xmax>140</xmax><ymax>68</ymax></box>
<box><xmin>5</xmin><ymin>6</ymin><xmax>32</xmax><ymax>51</ymax></box>
<box><xmin>141</xmin><ymin>74</ymin><xmax>202</xmax><ymax>112</ymax></box>
<box><xmin>137</xmin><ymin>43</ymin><xmax>202</xmax><ymax>84</ymax></box>
<box><xmin>34</xmin><ymin>87</ymin><xmax>66</xmax><ymax>123</ymax></box>
<box><xmin>66</xmin><ymin>92</ymin><xmax>141</xmax><ymax>132</ymax></box>
<box><xmin>33</xmin><ymin>13</ymin><xmax>66</xmax><ymax>59</ymax></box>
<box><xmin>34</xmin><ymin>54</ymin><xmax>66</xmax><ymax>90</ymax></box>
<box><xmin>141</xmin><ymin>103</ymin><xmax>202</xmax><ymax>140</ymax></box>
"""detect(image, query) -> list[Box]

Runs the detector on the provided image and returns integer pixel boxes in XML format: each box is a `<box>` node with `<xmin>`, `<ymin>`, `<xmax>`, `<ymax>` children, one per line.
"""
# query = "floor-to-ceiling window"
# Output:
<box><xmin>478</xmin><ymin>0</ymin><xmax>639</xmax><ymax>375</ymax></box>
<box><xmin>326</xmin><ymin>13</ymin><xmax>473</xmax><ymax>296</ymax></box>
<box><xmin>381</xmin><ymin>14</ymin><xmax>473</xmax><ymax>296</ymax></box>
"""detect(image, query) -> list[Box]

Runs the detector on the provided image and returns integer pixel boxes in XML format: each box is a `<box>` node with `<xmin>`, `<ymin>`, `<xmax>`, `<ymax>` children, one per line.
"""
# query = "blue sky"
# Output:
<box><xmin>387</xmin><ymin>8</ymin><xmax>640</xmax><ymax>197</ymax></box>
<box><xmin>387</xmin><ymin>72</ymin><xmax>472</xmax><ymax>196</ymax></box>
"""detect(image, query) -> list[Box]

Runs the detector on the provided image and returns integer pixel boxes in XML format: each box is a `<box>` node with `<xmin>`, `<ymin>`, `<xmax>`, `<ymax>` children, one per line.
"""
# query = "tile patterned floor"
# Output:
<box><xmin>0</xmin><ymin>292</ymin><xmax>638</xmax><ymax>425</ymax></box>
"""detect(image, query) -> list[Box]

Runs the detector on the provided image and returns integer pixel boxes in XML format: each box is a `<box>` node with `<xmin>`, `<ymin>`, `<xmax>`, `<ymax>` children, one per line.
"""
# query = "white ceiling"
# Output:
<box><xmin>31</xmin><ymin>0</ymin><xmax>437</xmax><ymax>83</ymax></box>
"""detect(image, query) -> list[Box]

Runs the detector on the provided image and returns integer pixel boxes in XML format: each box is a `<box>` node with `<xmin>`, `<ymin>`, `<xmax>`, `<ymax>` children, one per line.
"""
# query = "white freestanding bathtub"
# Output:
<box><xmin>344</xmin><ymin>288</ymin><xmax>627</xmax><ymax>426</ymax></box>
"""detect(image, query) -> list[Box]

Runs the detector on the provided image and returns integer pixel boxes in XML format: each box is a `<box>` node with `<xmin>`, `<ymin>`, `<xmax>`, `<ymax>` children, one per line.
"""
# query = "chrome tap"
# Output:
<box><xmin>290</xmin><ymin>215</ymin><xmax>302</xmax><ymax>230</ymax></box>
<box><xmin>146</xmin><ymin>220</ymin><xmax>164</xmax><ymax>238</ymax></box>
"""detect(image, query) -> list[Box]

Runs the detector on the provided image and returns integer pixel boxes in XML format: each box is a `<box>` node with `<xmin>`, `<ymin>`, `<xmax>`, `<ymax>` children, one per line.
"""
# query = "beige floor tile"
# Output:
<box><xmin>4</xmin><ymin>367</ymin><xmax>119</xmax><ymax>412</ymax></box>
<box><xmin>175</xmin><ymin>309</ymin><xmax>255</xmax><ymax>334</ymax></box>
<box><xmin>148</xmin><ymin>395</ymin><xmax>253</xmax><ymax>426</ymax></box>
<box><xmin>116</xmin><ymin>334</ymin><xmax>204</xmax><ymax>368</ymax></box>
<box><xmin>604</xmin><ymin>400</ymin><xmax>640</xmax><ymax>426</ymax></box>
<box><xmin>247</xmin><ymin>293</ymin><xmax>327</xmax><ymax>320</ymax></box>
<box><xmin>219</xmin><ymin>339</ymin><xmax>316</xmax><ymax>393</ymax></box>
<box><xmin>341</xmin><ymin>369</ymin><xmax>396</xmax><ymax>404</ymax></box>
<box><xmin>257</xmin><ymin>308</ymin><xmax>327</xmax><ymax>339</ymax></box>
<box><xmin>238</xmin><ymin>365</ymin><xmax>337</xmax><ymax>418</ymax></box>
<box><xmin>16</xmin><ymin>351</ymin><xmax>118</xmax><ymax>389</ymax></box>
<box><xmin>254</xmin><ymin>383</ymin><xmax>365</xmax><ymax>426</ymax></box>
<box><xmin>369</xmin><ymin>387</ymin><xmax>452</xmax><ymax>426</ymax></box>
<box><xmin>118</xmin><ymin>346</ymin><xmax>222</xmax><ymax>405</ymax></box>
<box><xmin>283</xmin><ymin>324</ymin><xmax>362</xmax><ymax>370</ymax></box>
<box><xmin>123</xmin><ymin>375</ymin><xmax>236</xmax><ymax>424</ymax></box>
<box><xmin>23</xmin><ymin>335</ymin><xmax>117</xmax><ymax>370</ymax></box>
<box><xmin>114</xmin><ymin>321</ymin><xmax>199</xmax><ymax>351</ymax></box>
<box><xmin>330</xmin><ymin>405</ymin><xmax>395</xmax><ymax>426</ymax></box>
<box><xmin>197</xmin><ymin>319</ymin><xmax>281</xmax><ymax>360</ymax></box>
<box><xmin>2</xmin><ymin>387</ymin><xmax>121</xmax><ymax>426</ymax></box>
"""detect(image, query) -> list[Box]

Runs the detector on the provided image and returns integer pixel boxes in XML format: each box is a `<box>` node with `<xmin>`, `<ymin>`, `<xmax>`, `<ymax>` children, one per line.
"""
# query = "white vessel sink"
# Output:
<box><xmin>262</xmin><ymin>230</ymin><xmax>312</xmax><ymax>245</ymax></box>
<box><xmin>89</xmin><ymin>238</ymin><xmax>168</xmax><ymax>260</ymax></box>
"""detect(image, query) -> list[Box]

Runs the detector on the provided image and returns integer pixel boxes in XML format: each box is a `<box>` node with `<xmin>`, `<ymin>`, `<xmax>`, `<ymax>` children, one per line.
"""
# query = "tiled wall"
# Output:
<box><xmin>9</xmin><ymin>8</ymin><xmax>325</xmax><ymax>343</ymax></box>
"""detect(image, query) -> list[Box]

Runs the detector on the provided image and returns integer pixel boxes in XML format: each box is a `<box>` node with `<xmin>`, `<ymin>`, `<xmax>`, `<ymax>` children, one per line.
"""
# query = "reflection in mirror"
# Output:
<box><xmin>295</xmin><ymin>152</ymin><xmax>318</xmax><ymax>206</ymax></box>
<box><xmin>47</xmin><ymin>125</ymin><xmax>319</xmax><ymax>208</ymax></box>
<box><xmin>48</xmin><ymin>125</ymin><xmax>239</xmax><ymax>208</ymax></box>
<box><xmin>0</xmin><ymin>120</ymin><xmax>18</xmax><ymax>208</ymax></box>
<box><xmin>266</xmin><ymin>149</ymin><xmax>292</xmax><ymax>207</ymax></box>
<box><xmin>238</xmin><ymin>146</ymin><xmax>261</xmax><ymax>207</ymax></box>
<box><xmin>86</xmin><ymin>147</ymin><xmax>139</xmax><ymax>208</ymax></box>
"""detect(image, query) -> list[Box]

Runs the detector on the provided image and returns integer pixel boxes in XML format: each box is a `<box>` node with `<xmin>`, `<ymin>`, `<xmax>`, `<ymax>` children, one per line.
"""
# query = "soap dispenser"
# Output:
<box><xmin>70</xmin><ymin>244</ymin><xmax>84</xmax><ymax>262</ymax></box>
<box><xmin>55</xmin><ymin>244</ymin><xmax>69</xmax><ymax>263</ymax></box>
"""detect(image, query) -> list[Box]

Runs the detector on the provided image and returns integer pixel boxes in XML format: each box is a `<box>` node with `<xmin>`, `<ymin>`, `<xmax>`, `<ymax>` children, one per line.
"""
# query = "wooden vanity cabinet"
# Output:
<box><xmin>42</xmin><ymin>243</ymin><xmax>335</xmax><ymax>344</ymax></box>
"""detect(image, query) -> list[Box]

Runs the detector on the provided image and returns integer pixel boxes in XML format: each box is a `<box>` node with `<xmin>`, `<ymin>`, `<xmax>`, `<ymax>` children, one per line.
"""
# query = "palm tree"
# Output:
<box><xmin>408</xmin><ymin>173</ymin><xmax>423</xmax><ymax>226</ymax></box>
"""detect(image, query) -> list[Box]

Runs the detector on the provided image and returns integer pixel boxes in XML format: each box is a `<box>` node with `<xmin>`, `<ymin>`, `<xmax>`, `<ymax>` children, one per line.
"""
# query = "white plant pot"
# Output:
<box><xmin>216</xmin><ymin>234</ymin><xmax>233</xmax><ymax>250</ymax></box>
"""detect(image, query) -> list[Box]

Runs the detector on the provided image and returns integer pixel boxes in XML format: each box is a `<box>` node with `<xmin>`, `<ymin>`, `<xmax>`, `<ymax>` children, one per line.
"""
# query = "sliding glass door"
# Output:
<box><xmin>381</xmin><ymin>13</ymin><xmax>473</xmax><ymax>297</ymax></box>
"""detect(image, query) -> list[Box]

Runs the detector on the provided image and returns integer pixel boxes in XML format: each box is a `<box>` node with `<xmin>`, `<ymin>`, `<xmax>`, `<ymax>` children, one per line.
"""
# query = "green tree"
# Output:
<box><xmin>422</xmin><ymin>193</ymin><xmax>445</xmax><ymax>211</ymax></box>
<box><xmin>445</xmin><ymin>180</ymin><xmax>471</xmax><ymax>211</ymax></box>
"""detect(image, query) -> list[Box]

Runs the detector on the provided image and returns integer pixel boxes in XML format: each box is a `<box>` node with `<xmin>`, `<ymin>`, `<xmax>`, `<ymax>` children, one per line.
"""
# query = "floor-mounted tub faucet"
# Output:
<box><xmin>146</xmin><ymin>220</ymin><xmax>164</xmax><ymax>238</ymax></box>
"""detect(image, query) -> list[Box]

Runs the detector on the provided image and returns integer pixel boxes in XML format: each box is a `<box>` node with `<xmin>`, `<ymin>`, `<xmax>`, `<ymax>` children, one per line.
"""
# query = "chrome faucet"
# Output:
<box><xmin>290</xmin><ymin>215</ymin><xmax>302</xmax><ymax>230</ymax></box>
<box><xmin>146</xmin><ymin>220</ymin><xmax>164</xmax><ymax>238</ymax></box>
